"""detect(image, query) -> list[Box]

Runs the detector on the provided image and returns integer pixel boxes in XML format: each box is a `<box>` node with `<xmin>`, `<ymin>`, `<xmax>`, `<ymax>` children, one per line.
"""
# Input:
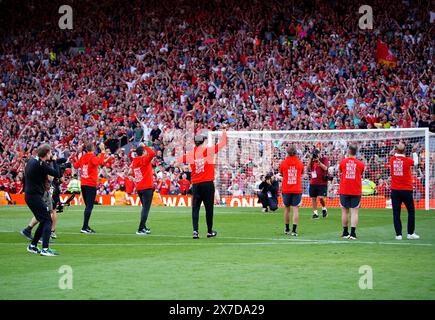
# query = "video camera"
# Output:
<box><xmin>51</xmin><ymin>158</ymin><xmax>72</xmax><ymax>213</ymax></box>
<box><xmin>312</xmin><ymin>149</ymin><xmax>320</xmax><ymax>160</ymax></box>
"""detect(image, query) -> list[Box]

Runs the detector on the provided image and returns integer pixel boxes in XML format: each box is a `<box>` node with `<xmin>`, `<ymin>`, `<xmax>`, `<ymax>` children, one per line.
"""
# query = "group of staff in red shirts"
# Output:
<box><xmin>279</xmin><ymin>143</ymin><xmax>420</xmax><ymax>240</ymax></box>
<box><xmin>72</xmin><ymin>129</ymin><xmax>420</xmax><ymax>241</ymax></box>
<box><xmin>72</xmin><ymin>126</ymin><xmax>228</xmax><ymax>238</ymax></box>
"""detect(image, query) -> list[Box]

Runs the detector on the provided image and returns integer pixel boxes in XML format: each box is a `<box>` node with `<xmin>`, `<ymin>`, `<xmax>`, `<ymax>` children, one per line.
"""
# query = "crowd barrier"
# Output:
<box><xmin>6</xmin><ymin>194</ymin><xmax>432</xmax><ymax>209</ymax></box>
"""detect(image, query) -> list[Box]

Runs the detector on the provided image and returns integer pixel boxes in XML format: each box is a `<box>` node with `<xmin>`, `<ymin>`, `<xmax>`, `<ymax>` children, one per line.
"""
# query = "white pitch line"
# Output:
<box><xmin>1</xmin><ymin>230</ymin><xmax>432</xmax><ymax>246</ymax></box>
<box><xmin>0</xmin><ymin>242</ymin><xmax>327</xmax><ymax>247</ymax></box>
<box><xmin>0</xmin><ymin>240</ymin><xmax>432</xmax><ymax>247</ymax></box>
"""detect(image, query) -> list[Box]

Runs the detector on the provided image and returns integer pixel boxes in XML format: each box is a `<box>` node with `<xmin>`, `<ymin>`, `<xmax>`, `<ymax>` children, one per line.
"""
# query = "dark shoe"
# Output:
<box><xmin>40</xmin><ymin>248</ymin><xmax>59</xmax><ymax>256</ymax></box>
<box><xmin>27</xmin><ymin>244</ymin><xmax>40</xmax><ymax>254</ymax></box>
<box><xmin>20</xmin><ymin>228</ymin><xmax>33</xmax><ymax>241</ymax></box>
<box><xmin>322</xmin><ymin>208</ymin><xmax>328</xmax><ymax>218</ymax></box>
<box><xmin>193</xmin><ymin>231</ymin><xmax>199</xmax><ymax>239</ymax></box>
<box><xmin>207</xmin><ymin>231</ymin><xmax>218</xmax><ymax>238</ymax></box>
<box><xmin>80</xmin><ymin>228</ymin><xmax>96</xmax><ymax>234</ymax></box>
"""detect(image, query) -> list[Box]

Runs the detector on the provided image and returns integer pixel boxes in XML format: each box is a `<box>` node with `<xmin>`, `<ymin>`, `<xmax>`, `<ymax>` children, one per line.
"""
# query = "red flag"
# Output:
<box><xmin>376</xmin><ymin>39</ymin><xmax>397</xmax><ymax>67</ymax></box>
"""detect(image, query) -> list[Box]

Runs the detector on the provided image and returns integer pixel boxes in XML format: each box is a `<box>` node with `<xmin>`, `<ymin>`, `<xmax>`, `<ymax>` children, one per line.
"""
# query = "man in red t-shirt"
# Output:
<box><xmin>158</xmin><ymin>173</ymin><xmax>171</xmax><ymax>195</ymax></box>
<box><xmin>279</xmin><ymin>147</ymin><xmax>304</xmax><ymax>236</ymax></box>
<box><xmin>338</xmin><ymin>145</ymin><xmax>365</xmax><ymax>240</ymax></box>
<box><xmin>389</xmin><ymin>143</ymin><xmax>420</xmax><ymax>240</ymax></box>
<box><xmin>178</xmin><ymin>173</ymin><xmax>191</xmax><ymax>195</ymax></box>
<box><xmin>73</xmin><ymin>142</ymin><xmax>106</xmax><ymax>233</ymax></box>
<box><xmin>177</xmin><ymin>126</ymin><xmax>227</xmax><ymax>239</ymax></box>
<box><xmin>307</xmin><ymin>148</ymin><xmax>329</xmax><ymax>219</ymax></box>
<box><xmin>131</xmin><ymin>143</ymin><xmax>156</xmax><ymax>235</ymax></box>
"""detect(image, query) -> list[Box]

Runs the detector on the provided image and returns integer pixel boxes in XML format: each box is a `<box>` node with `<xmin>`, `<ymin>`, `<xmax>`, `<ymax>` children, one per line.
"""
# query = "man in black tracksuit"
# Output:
<box><xmin>24</xmin><ymin>144</ymin><xmax>61</xmax><ymax>256</ymax></box>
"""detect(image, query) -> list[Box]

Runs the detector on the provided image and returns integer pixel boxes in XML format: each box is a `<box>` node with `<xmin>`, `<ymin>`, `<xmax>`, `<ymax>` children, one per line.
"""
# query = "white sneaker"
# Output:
<box><xmin>395</xmin><ymin>235</ymin><xmax>402</xmax><ymax>240</ymax></box>
<box><xmin>407</xmin><ymin>233</ymin><xmax>420</xmax><ymax>240</ymax></box>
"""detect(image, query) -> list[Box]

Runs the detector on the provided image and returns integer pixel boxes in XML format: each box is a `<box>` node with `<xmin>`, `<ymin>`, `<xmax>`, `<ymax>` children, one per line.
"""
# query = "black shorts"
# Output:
<box><xmin>309</xmin><ymin>184</ymin><xmax>327</xmax><ymax>197</ymax></box>
<box><xmin>340</xmin><ymin>195</ymin><xmax>361</xmax><ymax>209</ymax></box>
<box><xmin>282</xmin><ymin>193</ymin><xmax>302</xmax><ymax>207</ymax></box>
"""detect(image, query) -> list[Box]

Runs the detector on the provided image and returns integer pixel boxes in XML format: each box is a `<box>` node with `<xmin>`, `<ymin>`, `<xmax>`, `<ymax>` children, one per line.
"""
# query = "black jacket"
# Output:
<box><xmin>24</xmin><ymin>158</ymin><xmax>61</xmax><ymax>196</ymax></box>
<box><xmin>259</xmin><ymin>180</ymin><xmax>279</xmax><ymax>198</ymax></box>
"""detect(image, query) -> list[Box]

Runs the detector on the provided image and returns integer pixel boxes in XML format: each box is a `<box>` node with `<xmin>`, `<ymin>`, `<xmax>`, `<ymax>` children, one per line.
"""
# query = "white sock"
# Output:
<box><xmin>322</xmin><ymin>207</ymin><xmax>327</xmax><ymax>211</ymax></box>
<box><xmin>313</xmin><ymin>210</ymin><xmax>318</xmax><ymax>215</ymax></box>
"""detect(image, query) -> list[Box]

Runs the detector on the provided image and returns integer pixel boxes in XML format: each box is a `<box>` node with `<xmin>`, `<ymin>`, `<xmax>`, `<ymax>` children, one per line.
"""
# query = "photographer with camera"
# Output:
<box><xmin>307</xmin><ymin>148</ymin><xmax>330</xmax><ymax>219</ymax></box>
<box><xmin>51</xmin><ymin>158</ymin><xmax>72</xmax><ymax>214</ymax></box>
<box><xmin>22</xmin><ymin>144</ymin><xmax>61</xmax><ymax>256</ymax></box>
<box><xmin>258</xmin><ymin>173</ymin><xmax>279</xmax><ymax>213</ymax></box>
<box><xmin>21</xmin><ymin>158</ymin><xmax>71</xmax><ymax>241</ymax></box>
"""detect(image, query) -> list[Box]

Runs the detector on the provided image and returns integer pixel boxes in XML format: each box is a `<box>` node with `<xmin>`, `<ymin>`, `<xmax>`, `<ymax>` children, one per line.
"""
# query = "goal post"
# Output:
<box><xmin>208</xmin><ymin>128</ymin><xmax>433</xmax><ymax>211</ymax></box>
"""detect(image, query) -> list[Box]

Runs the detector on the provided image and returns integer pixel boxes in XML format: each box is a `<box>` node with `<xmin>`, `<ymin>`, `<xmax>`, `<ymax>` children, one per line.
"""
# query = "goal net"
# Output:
<box><xmin>208</xmin><ymin>128</ymin><xmax>434</xmax><ymax>210</ymax></box>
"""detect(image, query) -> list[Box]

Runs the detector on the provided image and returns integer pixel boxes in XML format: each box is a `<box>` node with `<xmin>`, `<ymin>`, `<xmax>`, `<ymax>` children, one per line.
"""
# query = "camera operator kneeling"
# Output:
<box><xmin>258</xmin><ymin>174</ymin><xmax>279</xmax><ymax>213</ymax></box>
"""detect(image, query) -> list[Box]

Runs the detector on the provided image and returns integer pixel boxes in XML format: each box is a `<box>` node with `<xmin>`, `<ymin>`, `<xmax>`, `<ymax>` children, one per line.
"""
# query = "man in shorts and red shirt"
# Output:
<box><xmin>338</xmin><ymin>145</ymin><xmax>365</xmax><ymax>240</ymax></box>
<box><xmin>279</xmin><ymin>147</ymin><xmax>304</xmax><ymax>236</ymax></box>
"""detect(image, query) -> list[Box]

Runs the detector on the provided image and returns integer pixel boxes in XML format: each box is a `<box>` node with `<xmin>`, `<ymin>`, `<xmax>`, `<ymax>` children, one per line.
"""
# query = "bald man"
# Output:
<box><xmin>389</xmin><ymin>143</ymin><xmax>420</xmax><ymax>240</ymax></box>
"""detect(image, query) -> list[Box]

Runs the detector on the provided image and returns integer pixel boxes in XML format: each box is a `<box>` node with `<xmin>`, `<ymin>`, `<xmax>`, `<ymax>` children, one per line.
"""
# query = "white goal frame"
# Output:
<box><xmin>209</xmin><ymin>128</ymin><xmax>433</xmax><ymax>211</ymax></box>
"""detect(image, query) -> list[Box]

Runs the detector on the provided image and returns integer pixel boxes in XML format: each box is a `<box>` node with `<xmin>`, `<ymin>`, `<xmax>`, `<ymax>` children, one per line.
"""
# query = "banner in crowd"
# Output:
<box><xmin>376</xmin><ymin>38</ymin><xmax>397</xmax><ymax>67</ymax></box>
<box><xmin>6</xmin><ymin>194</ymin><xmax>431</xmax><ymax>209</ymax></box>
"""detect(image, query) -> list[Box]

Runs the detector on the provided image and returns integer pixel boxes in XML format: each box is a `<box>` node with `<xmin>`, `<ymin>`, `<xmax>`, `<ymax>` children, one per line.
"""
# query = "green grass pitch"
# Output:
<box><xmin>0</xmin><ymin>205</ymin><xmax>434</xmax><ymax>300</ymax></box>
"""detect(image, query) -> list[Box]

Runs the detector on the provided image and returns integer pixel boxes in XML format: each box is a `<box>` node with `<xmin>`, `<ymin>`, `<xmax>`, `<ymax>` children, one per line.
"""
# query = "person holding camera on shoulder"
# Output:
<box><xmin>307</xmin><ymin>148</ymin><xmax>330</xmax><ymax>219</ymax></box>
<box><xmin>258</xmin><ymin>173</ymin><xmax>279</xmax><ymax>213</ymax></box>
<box><xmin>23</xmin><ymin>144</ymin><xmax>61</xmax><ymax>257</ymax></box>
<box><xmin>21</xmin><ymin>156</ymin><xmax>72</xmax><ymax>241</ymax></box>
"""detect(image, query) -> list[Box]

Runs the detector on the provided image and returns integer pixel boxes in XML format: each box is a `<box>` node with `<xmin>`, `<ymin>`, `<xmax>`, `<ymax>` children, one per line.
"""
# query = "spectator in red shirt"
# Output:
<box><xmin>389</xmin><ymin>143</ymin><xmax>420</xmax><ymax>240</ymax></box>
<box><xmin>178</xmin><ymin>173</ymin><xmax>191</xmax><ymax>195</ymax></box>
<box><xmin>158</xmin><ymin>173</ymin><xmax>171</xmax><ymax>195</ymax></box>
<box><xmin>73</xmin><ymin>142</ymin><xmax>106</xmax><ymax>234</ymax></box>
<box><xmin>338</xmin><ymin>145</ymin><xmax>365</xmax><ymax>240</ymax></box>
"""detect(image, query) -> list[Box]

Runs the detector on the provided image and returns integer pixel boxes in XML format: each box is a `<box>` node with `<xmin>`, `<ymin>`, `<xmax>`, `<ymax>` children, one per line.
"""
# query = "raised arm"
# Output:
<box><xmin>41</xmin><ymin>160</ymin><xmax>61</xmax><ymax>178</ymax></box>
<box><xmin>177</xmin><ymin>154</ymin><xmax>187</xmax><ymax>164</ymax></box>
<box><xmin>91</xmin><ymin>143</ymin><xmax>106</xmax><ymax>165</ymax></box>
<box><xmin>142</xmin><ymin>145</ymin><xmax>156</xmax><ymax>164</ymax></box>
<box><xmin>213</xmin><ymin>127</ymin><xmax>228</xmax><ymax>154</ymax></box>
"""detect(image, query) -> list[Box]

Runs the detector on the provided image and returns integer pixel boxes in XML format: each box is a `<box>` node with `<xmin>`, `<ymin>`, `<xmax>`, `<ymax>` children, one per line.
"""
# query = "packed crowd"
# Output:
<box><xmin>0</xmin><ymin>0</ymin><xmax>433</xmax><ymax>195</ymax></box>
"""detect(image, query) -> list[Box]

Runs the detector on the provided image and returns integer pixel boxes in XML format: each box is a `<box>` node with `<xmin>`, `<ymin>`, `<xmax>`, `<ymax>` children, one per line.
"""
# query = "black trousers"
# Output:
<box><xmin>25</xmin><ymin>193</ymin><xmax>52</xmax><ymax>248</ymax></box>
<box><xmin>138</xmin><ymin>188</ymin><xmax>154</xmax><ymax>231</ymax></box>
<box><xmin>81</xmin><ymin>185</ymin><xmax>97</xmax><ymax>230</ymax></box>
<box><xmin>192</xmin><ymin>181</ymin><xmax>215</xmax><ymax>233</ymax></box>
<box><xmin>391</xmin><ymin>189</ymin><xmax>415</xmax><ymax>236</ymax></box>
<box><xmin>258</xmin><ymin>192</ymin><xmax>278</xmax><ymax>211</ymax></box>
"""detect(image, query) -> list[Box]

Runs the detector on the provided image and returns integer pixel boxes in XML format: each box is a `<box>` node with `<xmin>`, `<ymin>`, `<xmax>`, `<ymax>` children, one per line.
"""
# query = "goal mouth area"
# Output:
<box><xmin>208</xmin><ymin>128</ymin><xmax>433</xmax><ymax>211</ymax></box>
